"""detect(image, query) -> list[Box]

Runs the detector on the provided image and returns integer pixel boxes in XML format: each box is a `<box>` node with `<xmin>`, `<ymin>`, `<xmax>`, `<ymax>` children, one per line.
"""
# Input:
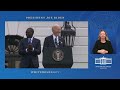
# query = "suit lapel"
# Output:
<box><xmin>58</xmin><ymin>36</ymin><xmax>63</xmax><ymax>46</ymax></box>
<box><xmin>32</xmin><ymin>38</ymin><xmax>36</xmax><ymax>46</ymax></box>
<box><xmin>50</xmin><ymin>35</ymin><xmax>55</xmax><ymax>47</ymax></box>
<box><xmin>25</xmin><ymin>38</ymin><xmax>29</xmax><ymax>45</ymax></box>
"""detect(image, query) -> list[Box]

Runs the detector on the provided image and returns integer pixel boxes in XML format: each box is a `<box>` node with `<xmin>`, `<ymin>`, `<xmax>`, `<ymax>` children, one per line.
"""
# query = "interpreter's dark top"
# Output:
<box><xmin>92</xmin><ymin>40</ymin><xmax>113</xmax><ymax>54</ymax></box>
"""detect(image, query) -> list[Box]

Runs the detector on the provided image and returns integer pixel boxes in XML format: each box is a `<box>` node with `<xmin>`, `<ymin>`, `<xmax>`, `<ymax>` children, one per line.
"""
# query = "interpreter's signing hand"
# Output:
<box><xmin>98</xmin><ymin>49</ymin><xmax>108</xmax><ymax>54</ymax></box>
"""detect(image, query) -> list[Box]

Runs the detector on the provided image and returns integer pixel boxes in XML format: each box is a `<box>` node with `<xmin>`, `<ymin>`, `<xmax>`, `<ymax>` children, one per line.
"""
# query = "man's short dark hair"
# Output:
<box><xmin>26</xmin><ymin>28</ymin><xmax>34</xmax><ymax>34</ymax></box>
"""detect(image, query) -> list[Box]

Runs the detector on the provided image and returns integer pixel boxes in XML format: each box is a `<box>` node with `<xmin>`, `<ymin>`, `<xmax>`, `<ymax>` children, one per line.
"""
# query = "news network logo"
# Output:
<box><xmin>95</xmin><ymin>56</ymin><xmax>112</xmax><ymax>65</ymax></box>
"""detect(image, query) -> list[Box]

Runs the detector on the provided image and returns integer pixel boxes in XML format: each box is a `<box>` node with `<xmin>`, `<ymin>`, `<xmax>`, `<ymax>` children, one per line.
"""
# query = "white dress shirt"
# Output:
<box><xmin>26</xmin><ymin>37</ymin><xmax>34</xmax><ymax>52</ymax></box>
<box><xmin>53</xmin><ymin>34</ymin><xmax>59</xmax><ymax>45</ymax></box>
<box><xmin>28</xmin><ymin>37</ymin><xmax>34</xmax><ymax>43</ymax></box>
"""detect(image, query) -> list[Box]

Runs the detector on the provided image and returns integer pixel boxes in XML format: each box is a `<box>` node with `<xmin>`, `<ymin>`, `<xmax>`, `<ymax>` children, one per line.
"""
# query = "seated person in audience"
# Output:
<box><xmin>92</xmin><ymin>30</ymin><xmax>113</xmax><ymax>54</ymax></box>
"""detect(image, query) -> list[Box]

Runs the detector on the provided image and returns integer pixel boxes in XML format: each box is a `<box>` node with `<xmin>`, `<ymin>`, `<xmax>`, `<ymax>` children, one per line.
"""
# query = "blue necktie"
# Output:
<box><xmin>55</xmin><ymin>38</ymin><xmax>57</xmax><ymax>45</ymax></box>
<box><xmin>28</xmin><ymin>38</ymin><xmax>31</xmax><ymax>44</ymax></box>
<box><xmin>55</xmin><ymin>37</ymin><xmax>59</xmax><ymax>47</ymax></box>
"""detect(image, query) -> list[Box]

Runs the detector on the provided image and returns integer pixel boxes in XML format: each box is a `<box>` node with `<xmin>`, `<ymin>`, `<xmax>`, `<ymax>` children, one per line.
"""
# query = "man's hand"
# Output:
<box><xmin>27</xmin><ymin>44</ymin><xmax>33</xmax><ymax>52</ymax></box>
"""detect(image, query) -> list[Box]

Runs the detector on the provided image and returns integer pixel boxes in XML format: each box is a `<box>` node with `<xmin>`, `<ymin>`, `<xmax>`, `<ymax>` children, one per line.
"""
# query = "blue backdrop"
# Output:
<box><xmin>0</xmin><ymin>11</ymin><xmax>120</xmax><ymax>79</ymax></box>
<box><xmin>89</xmin><ymin>12</ymin><xmax>119</xmax><ymax>54</ymax></box>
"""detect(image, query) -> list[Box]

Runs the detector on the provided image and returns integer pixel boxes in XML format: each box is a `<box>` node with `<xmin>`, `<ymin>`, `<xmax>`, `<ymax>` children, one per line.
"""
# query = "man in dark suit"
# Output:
<box><xmin>42</xmin><ymin>24</ymin><xmax>68</xmax><ymax>68</ymax></box>
<box><xmin>43</xmin><ymin>24</ymin><xmax>65</xmax><ymax>51</ymax></box>
<box><xmin>19</xmin><ymin>28</ymin><xmax>41</xmax><ymax>68</ymax></box>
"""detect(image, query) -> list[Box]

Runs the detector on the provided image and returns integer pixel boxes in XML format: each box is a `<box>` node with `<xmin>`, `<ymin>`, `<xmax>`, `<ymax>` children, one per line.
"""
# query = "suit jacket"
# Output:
<box><xmin>43</xmin><ymin>35</ymin><xmax>65</xmax><ymax>51</ymax></box>
<box><xmin>19</xmin><ymin>38</ymin><xmax>41</xmax><ymax>68</ymax></box>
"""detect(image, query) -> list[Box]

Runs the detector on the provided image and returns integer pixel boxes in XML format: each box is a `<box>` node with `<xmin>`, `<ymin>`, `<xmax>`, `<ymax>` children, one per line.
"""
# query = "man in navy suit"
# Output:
<box><xmin>42</xmin><ymin>24</ymin><xmax>66</xmax><ymax>68</ymax></box>
<box><xmin>19</xmin><ymin>28</ymin><xmax>41</xmax><ymax>68</ymax></box>
<box><xmin>43</xmin><ymin>24</ymin><xmax>65</xmax><ymax>51</ymax></box>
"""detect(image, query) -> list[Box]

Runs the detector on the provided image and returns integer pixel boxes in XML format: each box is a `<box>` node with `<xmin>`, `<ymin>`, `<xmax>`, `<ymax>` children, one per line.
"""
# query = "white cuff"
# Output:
<box><xmin>32</xmin><ymin>48</ymin><xmax>34</xmax><ymax>51</ymax></box>
<box><xmin>26</xmin><ymin>48</ymin><xmax>34</xmax><ymax>52</ymax></box>
<box><xmin>26</xmin><ymin>49</ymin><xmax>28</xmax><ymax>52</ymax></box>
